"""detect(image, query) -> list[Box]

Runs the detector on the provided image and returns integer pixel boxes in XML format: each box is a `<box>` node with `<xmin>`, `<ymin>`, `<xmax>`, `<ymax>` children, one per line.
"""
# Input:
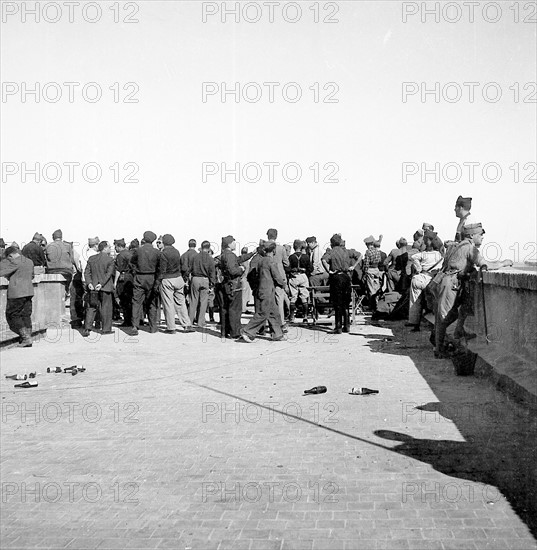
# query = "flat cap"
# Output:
<box><xmin>162</xmin><ymin>234</ymin><xmax>175</xmax><ymax>246</ymax></box>
<box><xmin>143</xmin><ymin>231</ymin><xmax>157</xmax><ymax>243</ymax></box>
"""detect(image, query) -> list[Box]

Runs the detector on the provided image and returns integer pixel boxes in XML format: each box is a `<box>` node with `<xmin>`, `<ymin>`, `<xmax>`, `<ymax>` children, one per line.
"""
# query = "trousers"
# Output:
<box><xmin>132</xmin><ymin>274</ymin><xmax>160</xmax><ymax>332</ymax></box>
<box><xmin>408</xmin><ymin>272</ymin><xmax>433</xmax><ymax>325</ymax></box>
<box><xmin>6</xmin><ymin>297</ymin><xmax>33</xmax><ymax>335</ymax></box>
<box><xmin>160</xmin><ymin>276</ymin><xmax>191</xmax><ymax>330</ymax></box>
<box><xmin>85</xmin><ymin>291</ymin><xmax>113</xmax><ymax>332</ymax></box>
<box><xmin>189</xmin><ymin>276</ymin><xmax>210</xmax><ymax>327</ymax></box>
<box><xmin>243</xmin><ymin>293</ymin><xmax>283</xmax><ymax>339</ymax></box>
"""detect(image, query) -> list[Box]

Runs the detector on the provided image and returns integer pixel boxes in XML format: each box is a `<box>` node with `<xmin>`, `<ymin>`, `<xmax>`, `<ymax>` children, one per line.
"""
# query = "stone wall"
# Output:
<box><xmin>0</xmin><ymin>273</ymin><xmax>65</xmax><ymax>345</ymax></box>
<box><xmin>466</xmin><ymin>265</ymin><xmax>537</xmax><ymax>407</ymax></box>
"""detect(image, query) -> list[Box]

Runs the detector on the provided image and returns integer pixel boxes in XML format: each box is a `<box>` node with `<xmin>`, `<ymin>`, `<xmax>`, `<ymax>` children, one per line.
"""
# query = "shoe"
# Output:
<box><xmin>240</xmin><ymin>332</ymin><xmax>254</xmax><ymax>343</ymax></box>
<box><xmin>81</xmin><ymin>329</ymin><xmax>91</xmax><ymax>337</ymax></box>
<box><xmin>183</xmin><ymin>327</ymin><xmax>195</xmax><ymax>333</ymax></box>
<box><xmin>331</xmin><ymin>328</ymin><xmax>342</xmax><ymax>335</ymax></box>
<box><xmin>17</xmin><ymin>327</ymin><xmax>32</xmax><ymax>348</ymax></box>
<box><xmin>282</xmin><ymin>324</ymin><xmax>289</xmax><ymax>334</ymax></box>
<box><xmin>272</xmin><ymin>334</ymin><xmax>287</xmax><ymax>342</ymax></box>
<box><xmin>14</xmin><ymin>381</ymin><xmax>38</xmax><ymax>388</ymax></box>
<box><xmin>131</xmin><ymin>327</ymin><xmax>139</xmax><ymax>336</ymax></box>
<box><xmin>342</xmin><ymin>327</ymin><xmax>350</xmax><ymax>333</ymax></box>
<box><xmin>164</xmin><ymin>329</ymin><xmax>176</xmax><ymax>334</ymax></box>
<box><xmin>101</xmin><ymin>330</ymin><xmax>114</xmax><ymax>335</ymax></box>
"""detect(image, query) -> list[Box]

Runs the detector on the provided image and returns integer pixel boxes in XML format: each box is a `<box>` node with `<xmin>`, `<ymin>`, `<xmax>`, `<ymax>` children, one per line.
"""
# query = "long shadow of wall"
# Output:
<box><xmin>361</xmin><ymin>320</ymin><xmax>537</xmax><ymax>538</ymax></box>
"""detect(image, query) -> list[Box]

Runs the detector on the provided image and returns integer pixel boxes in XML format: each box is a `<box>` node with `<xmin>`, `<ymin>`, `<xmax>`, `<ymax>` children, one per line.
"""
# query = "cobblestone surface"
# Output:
<box><xmin>1</xmin><ymin>317</ymin><xmax>536</xmax><ymax>550</ymax></box>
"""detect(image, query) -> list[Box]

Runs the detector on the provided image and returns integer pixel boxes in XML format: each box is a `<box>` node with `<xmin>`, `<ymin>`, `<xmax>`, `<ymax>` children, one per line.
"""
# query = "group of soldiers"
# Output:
<box><xmin>0</xmin><ymin>196</ymin><xmax>514</xmax><ymax>356</ymax></box>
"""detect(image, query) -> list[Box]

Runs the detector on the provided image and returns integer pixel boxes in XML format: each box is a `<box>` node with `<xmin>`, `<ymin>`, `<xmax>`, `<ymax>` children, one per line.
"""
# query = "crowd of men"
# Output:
<box><xmin>0</xmin><ymin>195</ymin><xmax>513</xmax><ymax>357</ymax></box>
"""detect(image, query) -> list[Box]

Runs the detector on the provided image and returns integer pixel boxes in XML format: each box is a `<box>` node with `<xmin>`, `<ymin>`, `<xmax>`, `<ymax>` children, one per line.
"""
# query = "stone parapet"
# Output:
<box><xmin>0</xmin><ymin>273</ymin><xmax>65</xmax><ymax>345</ymax></box>
<box><xmin>466</xmin><ymin>263</ymin><xmax>537</xmax><ymax>408</ymax></box>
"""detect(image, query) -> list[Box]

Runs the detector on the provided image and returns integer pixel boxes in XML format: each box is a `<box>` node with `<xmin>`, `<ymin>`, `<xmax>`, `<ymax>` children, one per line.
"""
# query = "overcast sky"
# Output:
<box><xmin>1</xmin><ymin>1</ymin><xmax>536</xmax><ymax>262</ymax></box>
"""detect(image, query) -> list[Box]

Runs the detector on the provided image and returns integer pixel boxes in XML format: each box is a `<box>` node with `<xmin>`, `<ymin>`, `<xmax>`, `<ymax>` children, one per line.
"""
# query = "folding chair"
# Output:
<box><xmin>351</xmin><ymin>285</ymin><xmax>365</xmax><ymax>325</ymax></box>
<box><xmin>309</xmin><ymin>286</ymin><xmax>332</xmax><ymax>325</ymax></box>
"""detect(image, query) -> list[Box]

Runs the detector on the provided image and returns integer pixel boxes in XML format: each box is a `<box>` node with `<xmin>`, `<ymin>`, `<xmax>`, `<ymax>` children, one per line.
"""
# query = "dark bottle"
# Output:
<box><xmin>304</xmin><ymin>386</ymin><xmax>327</xmax><ymax>395</ymax></box>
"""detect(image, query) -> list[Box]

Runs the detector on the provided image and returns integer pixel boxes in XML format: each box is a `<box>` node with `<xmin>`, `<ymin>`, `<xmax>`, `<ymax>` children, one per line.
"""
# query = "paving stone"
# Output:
<box><xmin>1</xmin><ymin>320</ymin><xmax>536</xmax><ymax>549</ymax></box>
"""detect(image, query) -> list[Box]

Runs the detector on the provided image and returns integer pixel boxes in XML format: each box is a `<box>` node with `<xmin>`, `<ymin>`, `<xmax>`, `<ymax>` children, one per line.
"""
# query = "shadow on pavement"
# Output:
<box><xmin>364</xmin><ymin>319</ymin><xmax>537</xmax><ymax>539</ymax></box>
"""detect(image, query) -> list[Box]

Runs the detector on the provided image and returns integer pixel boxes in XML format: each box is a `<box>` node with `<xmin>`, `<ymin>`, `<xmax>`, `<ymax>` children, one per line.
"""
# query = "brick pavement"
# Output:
<box><xmin>1</xmin><ymin>317</ymin><xmax>536</xmax><ymax>550</ymax></box>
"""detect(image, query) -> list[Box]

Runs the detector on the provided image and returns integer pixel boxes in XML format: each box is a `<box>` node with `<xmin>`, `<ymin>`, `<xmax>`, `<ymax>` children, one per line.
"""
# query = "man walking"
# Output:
<box><xmin>189</xmin><ymin>240</ymin><xmax>216</xmax><ymax>328</ymax></box>
<box><xmin>265</xmin><ymin>228</ymin><xmax>289</xmax><ymax>330</ymax></box>
<box><xmin>0</xmin><ymin>246</ymin><xmax>35</xmax><ymax>347</ymax></box>
<box><xmin>158</xmin><ymin>234</ymin><xmax>194</xmax><ymax>334</ymax></box>
<box><xmin>82</xmin><ymin>241</ymin><xmax>115</xmax><ymax>336</ymax></box>
<box><xmin>240</xmin><ymin>241</ymin><xmax>286</xmax><ymax>342</ymax></box>
<box><xmin>131</xmin><ymin>231</ymin><xmax>161</xmax><ymax>335</ymax></box>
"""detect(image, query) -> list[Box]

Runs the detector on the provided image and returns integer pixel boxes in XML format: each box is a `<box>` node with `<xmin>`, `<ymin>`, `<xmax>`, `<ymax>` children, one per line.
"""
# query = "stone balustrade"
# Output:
<box><xmin>0</xmin><ymin>272</ymin><xmax>66</xmax><ymax>346</ymax></box>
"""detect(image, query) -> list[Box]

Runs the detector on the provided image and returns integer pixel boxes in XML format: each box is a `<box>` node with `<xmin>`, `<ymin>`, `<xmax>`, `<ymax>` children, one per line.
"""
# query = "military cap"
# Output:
<box><xmin>143</xmin><ymin>231</ymin><xmax>157</xmax><ymax>243</ymax></box>
<box><xmin>52</xmin><ymin>229</ymin><xmax>62</xmax><ymax>240</ymax></box>
<box><xmin>32</xmin><ymin>232</ymin><xmax>44</xmax><ymax>241</ymax></box>
<box><xmin>162</xmin><ymin>234</ymin><xmax>175</xmax><ymax>246</ymax></box>
<box><xmin>456</xmin><ymin>196</ymin><xmax>472</xmax><ymax>209</ymax></box>
<box><xmin>221</xmin><ymin>235</ymin><xmax>235</xmax><ymax>247</ymax></box>
<box><xmin>114</xmin><ymin>238</ymin><xmax>126</xmax><ymax>247</ymax></box>
<box><xmin>88</xmin><ymin>236</ymin><xmax>100</xmax><ymax>246</ymax></box>
<box><xmin>364</xmin><ymin>235</ymin><xmax>376</xmax><ymax>245</ymax></box>
<box><xmin>463</xmin><ymin>222</ymin><xmax>484</xmax><ymax>236</ymax></box>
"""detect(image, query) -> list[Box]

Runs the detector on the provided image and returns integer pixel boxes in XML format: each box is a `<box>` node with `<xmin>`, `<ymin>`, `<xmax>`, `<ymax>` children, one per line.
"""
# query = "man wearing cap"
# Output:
<box><xmin>81</xmin><ymin>241</ymin><xmax>115</xmax><ymax>336</ymax></box>
<box><xmin>131</xmin><ymin>231</ymin><xmax>161</xmax><ymax>334</ymax></box>
<box><xmin>240</xmin><ymin>241</ymin><xmax>287</xmax><ymax>342</ymax></box>
<box><xmin>454</xmin><ymin>196</ymin><xmax>472</xmax><ymax>242</ymax></box>
<box><xmin>155</xmin><ymin>234</ymin><xmax>194</xmax><ymax>334</ymax></box>
<box><xmin>21</xmin><ymin>233</ymin><xmax>46</xmax><ymax>267</ymax></box>
<box><xmin>384</xmin><ymin>238</ymin><xmax>409</xmax><ymax>292</ymax></box>
<box><xmin>189</xmin><ymin>240</ymin><xmax>217</xmax><ymax>328</ymax></box>
<box><xmin>0</xmin><ymin>246</ymin><xmax>35</xmax><ymax>347</ymax></box>
<box><xmin>362</xmin><ymin>235</ymin><xmax>383</xmax><ymax>312</ymax></box>
<box><xmin>432</xmin><ymin>223</ymin><xmax>512</xmax><ymax>357</ymax></box>
<box><xmin>45</xmin><ymin>229</ymin><xmax>77</xmax><ymax>299</ymax></box>
<box><xmin>113</xmin><ymin>239</ymin><xmax>134</xmax><ymax>327</ymax></box>
<box><xmin>266</xmin><ymin>228</ymin><xmax>289</xmax><ymax>330</ymax></box>
<box><xmin>321</xmin><ymin>234</ymin><xmax>353</xmax><ymax>334</ymax></box>
<box><xmin>219</xmin><ymin>235</ymin><xmax>245</xmax><ymax>339</ymax></box>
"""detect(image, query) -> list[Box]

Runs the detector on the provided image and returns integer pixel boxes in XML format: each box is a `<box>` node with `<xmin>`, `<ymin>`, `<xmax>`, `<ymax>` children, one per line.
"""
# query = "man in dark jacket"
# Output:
<box><xmin>114</xmin><ymin>238</ymin><xmax>134</xmax><ymax>327</ymax></box>
<box><xmin>240</xmin><ymin>241</ymin><xmax>286</xmax><ymax>342</ymax></box>
<box><xmin>22</xmin><ymin>232</ymin><xmax>46</xmax><ymax>267</ymax></box>
<box><xmin>287</xmin><ymin>239</ymin><xmax>312</xmax><ymax>322</ymax></box>
<box><xmin>0</xmin><ymin>246</ymin><xmax>35</xmax><ymax>347</ymax></box>
<box><xmin>219</xmin><ymin>235</ymin><xmax>245</xmax><ymax>339</ymax></box>
<box><xmin>131</xmin><ymin>231</ymin><xmax>161</xmax><ymax>334</ymax></box>
<box><xmin>82</xmin><ymin>241</ymin><xmax>115</xmax><ymax>336</ymax></box>
<box><xmin>189</xmin><ymin>240</ymin><xmax>216</xmax><ymax>328</ymax></box>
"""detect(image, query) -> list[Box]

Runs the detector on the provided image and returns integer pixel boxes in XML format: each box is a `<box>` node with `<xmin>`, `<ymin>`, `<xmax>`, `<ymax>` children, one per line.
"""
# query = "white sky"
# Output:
<box><xmin>1</xmin><ymin>1</ymin><xmax>536</xmax><ymax>263</ymax></box>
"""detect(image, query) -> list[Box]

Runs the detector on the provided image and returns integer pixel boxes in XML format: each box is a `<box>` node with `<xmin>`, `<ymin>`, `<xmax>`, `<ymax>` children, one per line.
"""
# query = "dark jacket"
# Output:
<box><xmin>22</xmin><ymin>241</ymin><xmax>46</xmax><ymax>267</ymax></box>
<box><xmin>0</xmin><ymin>254</ymin><xmax>35</xmax><ymax>298</ymax></box>
<box><xmin>257</xmin><ymin>256</ymin><xmax>285</xmax><ymax>300</ymax></box>
<box><xmin>220</xmin><ymin>249</ymin><xmax>243</xmax><ymax>281</ymax></box>
<box><xmin>131</xmin><ymin>244</ymin><xmax>160</xmax><ymax>275</ymax></box>
<box><xmin>158</xmin><ymin>246</ymin><xmax>182</xmax><ymax>281</ymax></box>
<box><xmin>84</xmin><ymin>253</ymin><xmax>115</xmax><ymax>292</ymax></box>
<box><xmin>180</xmin><ymin>248</ymin><xmax>198</xmax><ymax>279</ymax></box>
<box><xmin>191</xmin><ymin>251</ymin><xmax>216</xmax><ymax>285</ymax></box>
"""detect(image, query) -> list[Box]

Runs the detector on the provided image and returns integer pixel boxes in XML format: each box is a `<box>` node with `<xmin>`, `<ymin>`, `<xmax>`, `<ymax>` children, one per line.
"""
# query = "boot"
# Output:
<box><xmin>18</xmin><ymin>327</ymin><xmax>33</xmax><ymax>348</ymax></box>
<box><xmin>209</xmin><ymin>307</ymin><xmax>216</xmax><ymax>323</ymax></box>
<box><xmin>342</xmin><ymin>310</ymin><xmax>350</xmax><ymax>333</ymax></box>
<box><xmin>289</xmin><ymin>304</ymin><xmax>296</xmax><ymax>323</ymax></box>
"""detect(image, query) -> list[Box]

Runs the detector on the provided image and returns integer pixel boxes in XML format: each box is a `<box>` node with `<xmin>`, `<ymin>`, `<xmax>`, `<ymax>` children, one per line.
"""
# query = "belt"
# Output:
<box><xmin>192</xmin><ymin>274</ymin><xmax>209</xmax><ymax>279</ymax></box>
<box><xmin>137</xmin><ymin>272</ymin><xmax>156</xmax><ymax>275</ymax></box>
